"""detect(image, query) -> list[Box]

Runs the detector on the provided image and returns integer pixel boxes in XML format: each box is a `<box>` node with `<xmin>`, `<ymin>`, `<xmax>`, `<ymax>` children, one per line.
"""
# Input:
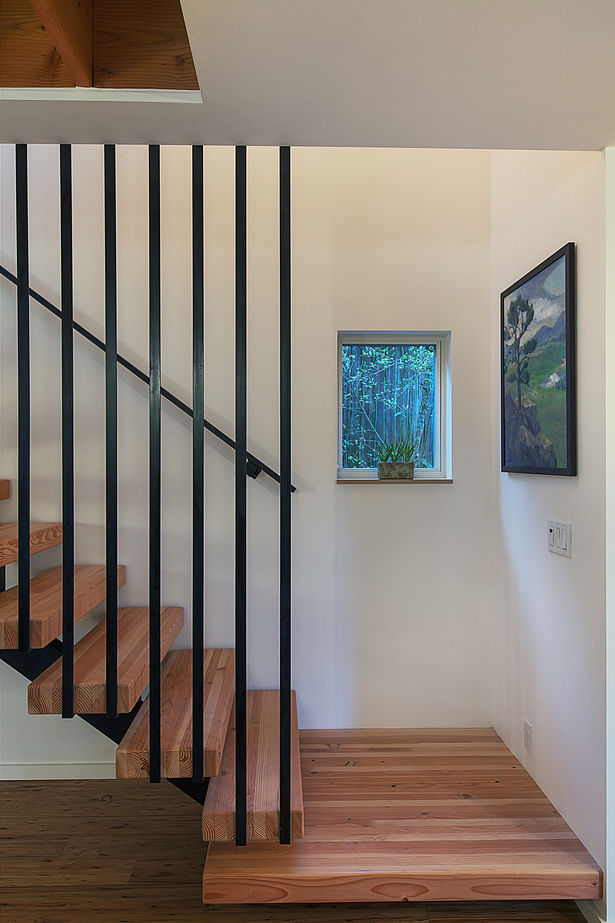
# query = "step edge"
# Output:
<box><xmin>0</xmin><ymin>564</ymin><xmax>128</xmax><ymax>648</ymax></box>
<box><xmin>115</xmin><ymin>648</ymin><xmax>235</xmax><ymax>780</ymax></box>
<box><xmin>202</xmin><ymin>689</ymin><xmax>304</xmax><ymax>841</ymax></box>
<box><xmin>27</xmin><ymin>604</ymin><xmax>184</xmax><ymax>714</ymax></box>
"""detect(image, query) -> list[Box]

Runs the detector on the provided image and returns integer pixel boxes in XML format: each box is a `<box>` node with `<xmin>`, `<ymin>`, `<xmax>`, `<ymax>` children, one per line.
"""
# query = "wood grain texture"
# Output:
<box><xmin>1</xmin><ymin>0</ymin><xmax>196</xmax><ymax>90</ymax></box>
<box><xmin>29</xmin><ymin>0</ymin><xmax>92</xmax><ymax>85</ymax></box>
<box><xmin>0</xmin><ymin>564</ymin><xmax>126</xmax><ymax>649</ymax></box>
<box><xmin>93</xmin><ymin>0</ymin><xmax>198</xmax><ymax>89</ymax></box>
<box><xmin>116</xmin><ymin>648</ymin><xmax>234</xmax><ymax>779</ymax></box>
<box><xmin>27</xmin><ymin>604</ymin><xmax>183</xmax><ymax>713</ymax></box>
<box><xmin>203</xmin><ymin>690</ymin><xmax>304</xmax><ymax>841</ymax></box>
<box><xmin>0</xmin><ymin>781</ymin><xmax>587</xmax><ymax>923</ymax></box>
<box><xmin>0</xmin><ymin>0</ymin><xmax>75</xmax><ymax>86</ymax></box>
<box><xmin>203</xmin><ymin>729</ymin><xmax>602</xmax><ymax>904</ymax></box>
<box><xmin>0</xmin><ymin>480</ymin><xmax>10</xmax><ymax>499</ymax></box>
<box><xmin>0</xmin><ymin>522</ymin><xmax>63</xmax><ymax>567</ymax></box>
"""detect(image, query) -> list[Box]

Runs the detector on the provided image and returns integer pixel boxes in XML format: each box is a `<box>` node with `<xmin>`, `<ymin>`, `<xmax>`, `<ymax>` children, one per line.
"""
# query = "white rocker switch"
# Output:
<box><xmin>548</xmin><ymin>520</ymin><xmax>572</xmax><ymax>558</ymax></box>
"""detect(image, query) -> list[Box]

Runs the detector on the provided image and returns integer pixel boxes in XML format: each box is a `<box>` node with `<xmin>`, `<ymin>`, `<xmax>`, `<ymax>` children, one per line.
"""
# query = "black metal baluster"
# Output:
<box><xmin>149</xmin><ymin>145</ymin><xmax>162</xmax><ymax>782</ymax></box>
<box><xmin>279</xmin><ymin>146</ymin><xmax>292</xmax><ymax>843</ymax></box>
<box><xmin>235</xmin><ymin>146</ymin><xmax>247</xmax><ymax>846</ymax></box>
<box><xmin>104</xmin><ymin>145</ymin><xmax>118</xmax><ymax>717</ymax></box>
<box><xmin>60</xmin><ymin>145</ymin><xmax>75</xmax><ymax>718</ymax></box>
<box><xmin>192</xmin><ymin>145</ymin><xmax>205</xmax><ymax>782</ymax></box>
<box><xmin>16</xmin><ymin>145</ymin><xmax>30</xmax><ymax>653</ymax></box>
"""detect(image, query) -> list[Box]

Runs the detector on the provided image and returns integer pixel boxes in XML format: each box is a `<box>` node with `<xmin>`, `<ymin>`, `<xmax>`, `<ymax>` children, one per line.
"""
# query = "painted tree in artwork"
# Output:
<box><xmin>505</xmin><ymin>295</ymin><xmax>537</xmax><ymax>407</ymax></box>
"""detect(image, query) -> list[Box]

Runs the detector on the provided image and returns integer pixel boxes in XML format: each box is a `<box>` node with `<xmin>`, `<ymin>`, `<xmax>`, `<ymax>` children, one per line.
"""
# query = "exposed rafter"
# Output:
<box><xmin>0</xmin><ymin>0</ymin><xmax>197</xmax><ymax>89</ymax></box>
<box><xmin>29</xmin><ymin>0</ymin><xmax>93</xmax><ymax>86</ymax></box>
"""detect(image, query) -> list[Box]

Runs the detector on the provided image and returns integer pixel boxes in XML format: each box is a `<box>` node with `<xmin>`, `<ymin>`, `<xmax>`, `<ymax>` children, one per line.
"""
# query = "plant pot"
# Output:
<box><xmin>378</xmin><ymin>461</ymin><xmax>415</xmax><ymax>480</ymax></box>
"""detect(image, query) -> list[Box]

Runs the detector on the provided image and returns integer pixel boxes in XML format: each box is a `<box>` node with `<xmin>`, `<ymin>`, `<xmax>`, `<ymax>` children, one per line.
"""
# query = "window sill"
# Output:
<box><xmin>336</xmin><ymin>478</ymin><xmax>453</xmax><ymax>485</ymax></box>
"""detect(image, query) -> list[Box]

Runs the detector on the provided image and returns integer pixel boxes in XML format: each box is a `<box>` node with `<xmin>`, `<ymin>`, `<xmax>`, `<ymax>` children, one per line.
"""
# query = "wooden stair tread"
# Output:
<box><xmin>0</xmin><ymin>522</ymin><xmax>63</xmax><ymax>566</ymax></box>
<box><xmin>0</xmin><ymin>564</ymin><xmax>127</xmax><ymax>649</ymax></box>
<box><xmin>202</xmin><ymin>690</ymin><xmax>304</xmax><ymax>841</ymax></box>
<box><xmin>116</xmin><ymin>648</ymin><xmax>235</xmax><ymax>779</ymax></box>
<box><xmin>0</xmin><ymin>480</ymin><xmax>10</xmax><ymax>500</ymax></box>
<box><xmin>202</xmin><ymin>728</ymin><xmax>602</xmax><ymax>904</ymax></box>
<box><xmin>27</xmin><ymin>605</ymin><xmax>183</xmax><ymax>714</ymax></box>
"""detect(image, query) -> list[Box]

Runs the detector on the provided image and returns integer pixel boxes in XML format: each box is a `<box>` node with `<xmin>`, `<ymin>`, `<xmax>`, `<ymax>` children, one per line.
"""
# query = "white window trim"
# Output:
<box><xmin>337</xmin><ymin>330</ymin><xmax>452</xmax><ymax>481</ymax></box>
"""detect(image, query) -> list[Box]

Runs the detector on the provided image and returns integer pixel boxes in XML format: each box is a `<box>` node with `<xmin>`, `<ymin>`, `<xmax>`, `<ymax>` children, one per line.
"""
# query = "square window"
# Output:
<box><xmin>338</xmin><ymin>332</ymin><xmax>451</xmax><ymax>480</ymax></box>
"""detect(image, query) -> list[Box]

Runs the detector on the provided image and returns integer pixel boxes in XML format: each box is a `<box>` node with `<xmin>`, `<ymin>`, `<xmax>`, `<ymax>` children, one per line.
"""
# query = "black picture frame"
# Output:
<box><xmin>501</xmin><ymin>242</ymin><xmax>576</xmax><ymax>476</ymax></box>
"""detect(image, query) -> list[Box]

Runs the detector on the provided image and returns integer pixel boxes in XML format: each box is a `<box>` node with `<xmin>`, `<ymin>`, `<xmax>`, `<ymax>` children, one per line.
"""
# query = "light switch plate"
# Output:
<box><xmin>548</xmin><ymin>520</ymin><xmax>571</xmax><ymax>557</ymax></box>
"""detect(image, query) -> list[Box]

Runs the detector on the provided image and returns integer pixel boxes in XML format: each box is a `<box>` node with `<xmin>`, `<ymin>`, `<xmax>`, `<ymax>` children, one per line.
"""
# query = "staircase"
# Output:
<box><xmin>0</xmin><ymin>141</ymin><xmax>603</xmax><ymax>909</ymax></box>
<box><xmin>116</xmin><ymin>648</ymin><xmax>235</xmax><ymax>778</ymax></box>
<box><xmin>0</xmin><ymin>521</ymin><xmax>63</xmax><ymax>568</ymax></box>
<box><xmin>0</xmin><ymin>503</ymin><xmax>228</xmax><ymax>768</ymax></box>
<box><xmin>1</xmin><ymin>562</ymin><xmax>126</xmax><ymax>649</ymax></box>
<box><xmin>202</xmin><ymin>690</ymin><xmax>304</xmax><ymax>841</ymax></box>
<box><xmin>1</xmin><ymin>141</ymin><xmax>300</xmax><ymax>889</ymax></box>
<box><xmin>28</xmin><ymin>605</ymin><xmax>183</xmax><ymax>714</ymax></box>
<box><xmin>0</xmin><ymin>494</ymin><xmax>303</xmax><ymax>840</ymax></box>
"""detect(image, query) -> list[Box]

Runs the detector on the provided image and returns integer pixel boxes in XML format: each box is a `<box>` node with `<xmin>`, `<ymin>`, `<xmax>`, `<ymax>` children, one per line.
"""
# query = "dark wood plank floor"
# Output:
<box><xmin>0</xmin><ymin>780</ymin><xmax>586</xmax><ymax>922</ymax></box>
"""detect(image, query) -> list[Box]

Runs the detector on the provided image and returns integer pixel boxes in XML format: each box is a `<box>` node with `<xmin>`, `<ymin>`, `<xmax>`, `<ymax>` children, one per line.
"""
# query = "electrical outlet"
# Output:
<box><xmin>523</xmin><ymin>719</ymin><xmax>533</xmax><ymax>754</ymax></box>
<box><xmin>548</xmin><ymin>520</ymin><xmax>572</xmax><ymax>557</ymax></box>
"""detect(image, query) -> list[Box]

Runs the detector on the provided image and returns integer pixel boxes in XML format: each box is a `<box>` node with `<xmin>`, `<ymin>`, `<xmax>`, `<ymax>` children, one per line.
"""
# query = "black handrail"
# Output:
<box><xmin>0</xmin><ymin>264</ymin><xmax>295</xmax><ymax>493</ymax></box>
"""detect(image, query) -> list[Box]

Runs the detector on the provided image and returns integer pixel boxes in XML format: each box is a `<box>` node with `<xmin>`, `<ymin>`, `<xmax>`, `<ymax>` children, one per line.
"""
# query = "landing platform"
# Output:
<box><xmin>203</xmin><ymin>728</ymin><xmax>602</xmax><ymax>903</ymax></box>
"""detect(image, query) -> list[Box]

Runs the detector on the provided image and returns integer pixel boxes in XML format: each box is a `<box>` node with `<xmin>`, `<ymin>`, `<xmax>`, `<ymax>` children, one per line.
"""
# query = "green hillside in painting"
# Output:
<box><xmin>523</xmin><ymin>342</ymin><xmax>567</xmax><ymax>466</ymax></box>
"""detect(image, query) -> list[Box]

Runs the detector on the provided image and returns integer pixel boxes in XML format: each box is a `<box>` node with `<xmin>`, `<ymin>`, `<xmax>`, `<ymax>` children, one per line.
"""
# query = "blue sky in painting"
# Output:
<box><xmin>504</xmin><ymin>254</ymin><xmax>566</xmax><ymax>341</ymax></box>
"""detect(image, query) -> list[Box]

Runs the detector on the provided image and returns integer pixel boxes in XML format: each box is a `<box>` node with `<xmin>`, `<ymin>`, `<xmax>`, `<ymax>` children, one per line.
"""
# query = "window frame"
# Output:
<box><xmin>337</xmin><ymin>330</ymin><xmax>452</xmax><ymax>481</ymax></box>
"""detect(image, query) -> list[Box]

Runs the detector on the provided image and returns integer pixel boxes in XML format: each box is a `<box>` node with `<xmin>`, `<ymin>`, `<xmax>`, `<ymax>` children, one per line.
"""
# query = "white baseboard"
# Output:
<box><xmin>577</xmin><ymin>899</ymin><xmax>608</xmax><ymax>923</ymax></box>
<box><xmin>0</xmin><ymin>761</ymin><xmax>115</xmax><ymax>780</ymax></box>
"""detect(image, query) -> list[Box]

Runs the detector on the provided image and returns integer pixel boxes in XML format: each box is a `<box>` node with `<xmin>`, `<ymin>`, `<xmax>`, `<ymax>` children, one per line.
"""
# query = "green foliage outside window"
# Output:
<box><xmin>341</xmin><ymin>344</ymin><xmax>436</xmax><ymax>469</ymax></box>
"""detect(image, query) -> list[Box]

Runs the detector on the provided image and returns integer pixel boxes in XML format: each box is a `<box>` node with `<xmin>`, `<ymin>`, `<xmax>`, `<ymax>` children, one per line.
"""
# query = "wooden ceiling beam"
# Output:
<box><xmin>93</xmin><ymin>0</ymin><xmax>198</xmax><ymax>90</ymax></box>
<box><xmin>29</xmin><ymin>0</ymin><xmax>92</xmax><ymax>86</ymax></box>
<box><xmin>1</xmin><ymin>0</ymin><xmax>197</xmax><ymax>89</ymax></box>
<box><xmin>0</xmin><ymin>0</ymin><xmax>74</xmax><ymax>87</ymax></box>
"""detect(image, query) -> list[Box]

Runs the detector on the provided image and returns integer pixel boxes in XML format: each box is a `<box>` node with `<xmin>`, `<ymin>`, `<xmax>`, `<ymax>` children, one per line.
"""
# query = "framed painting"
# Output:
<box><xmin>501</xmin><ymin>243</ymin><xmax>576</xmax><ymax>476</ymax></box>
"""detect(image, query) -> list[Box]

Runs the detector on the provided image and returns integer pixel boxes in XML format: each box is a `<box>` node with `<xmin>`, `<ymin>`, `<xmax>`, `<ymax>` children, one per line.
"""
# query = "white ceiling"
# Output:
<box><xmin>1</xmin><ymin>0</ymin><xmax>614</xmax><ymax>149</ymax></box>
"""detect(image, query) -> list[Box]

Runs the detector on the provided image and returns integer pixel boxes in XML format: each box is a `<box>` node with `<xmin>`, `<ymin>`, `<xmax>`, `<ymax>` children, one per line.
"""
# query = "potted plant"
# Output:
<box><xmin>377</xmin><ymin>436</ymin><xmax>416</xmax><ymax>480</ymax></box>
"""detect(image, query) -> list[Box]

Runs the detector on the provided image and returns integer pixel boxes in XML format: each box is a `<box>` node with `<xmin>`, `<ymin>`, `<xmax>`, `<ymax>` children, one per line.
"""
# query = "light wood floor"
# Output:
<box><xmin>0</xmin><ymin>779</ymin><xmax>587</xmax><ymax>922</ymax></box>
<box><xmin>204</xmin><ymin>729</ymin><xmax>600</xmax><ymax>903</ymax></box>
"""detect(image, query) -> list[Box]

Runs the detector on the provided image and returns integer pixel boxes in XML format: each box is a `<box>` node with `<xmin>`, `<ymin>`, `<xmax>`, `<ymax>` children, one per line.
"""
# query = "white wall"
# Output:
<box><xmin>0</xmin><ymin>145</ymin><xmax>496</xmax><ymax>776</ymax></box>
<box><xmin>490</xmin><ymin>151</ymin><xmax>606</xmax><ymax>871</ymax></box>
<box><xmin>292</xmin><ymin>148</ymin><xmax>494</xmax><ymax>727</ymax></box>
<box><xmin>1</xmin><ymin>145</ymin><xmax>607</xmax><ymax>887</ymax></box>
